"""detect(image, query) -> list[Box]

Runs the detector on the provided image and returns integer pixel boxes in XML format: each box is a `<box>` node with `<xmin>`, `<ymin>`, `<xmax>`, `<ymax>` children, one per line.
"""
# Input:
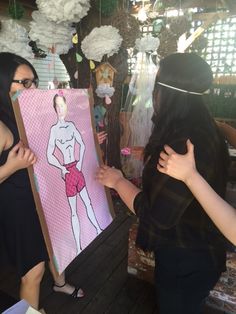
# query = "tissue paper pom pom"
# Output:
<box><xmin>81</xmin><ymin>26</ymin><xmax>123</xmax><ymax>62</ymax></box>
<box><xmin>36</xmin><ymin>0</ymin><xmax>90</xmax><ymax>24</ymax></box>
<box><xmin>0</xmin><ymin>19</ymin><xmax>32</xmax><ymax>58</ymax></box>
<box><xmin>29</xmin><ymin>11</ymin><xmax>74</xmax><ymax>55</ymax></box>
<box><xmin>135</xmin><ymin>35</ymin><xmax>160</xmax><ymax>53</ymax></box>
<box><xmin>96</xmin><ymin>84</ymin><xmax>115</xmax><ymax>98</ymax></box>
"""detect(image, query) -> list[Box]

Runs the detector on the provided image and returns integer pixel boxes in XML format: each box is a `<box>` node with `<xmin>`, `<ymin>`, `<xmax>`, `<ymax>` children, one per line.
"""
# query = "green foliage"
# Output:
<box><xmin>8</xmin><ymin>2</ymin><xmax>24</xmax><ymax>20</ymax></box>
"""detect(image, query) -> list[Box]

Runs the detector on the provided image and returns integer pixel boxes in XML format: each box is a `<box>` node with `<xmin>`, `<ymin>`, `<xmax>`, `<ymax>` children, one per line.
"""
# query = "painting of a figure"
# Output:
<box><xmin>47</xmin><ymin>93</ymin><xmax>102</xmax><ymax>255</ymax></box>
<box><xmin>13</xmin><ymin>89</ymin><xmax>113</xmax><ymax>274</ymax></box>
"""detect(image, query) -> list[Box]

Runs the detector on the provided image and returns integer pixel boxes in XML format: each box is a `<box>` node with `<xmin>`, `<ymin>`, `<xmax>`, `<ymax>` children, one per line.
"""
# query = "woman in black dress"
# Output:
<box><xmin>0</xmin><ymin>52</ymin><xmax>84</xmax><ymax>310</ymax></box>
<box><xmin>96</xmin><ymin>53</ymin><xmax>229</xmax><ymax>314</ymax></box>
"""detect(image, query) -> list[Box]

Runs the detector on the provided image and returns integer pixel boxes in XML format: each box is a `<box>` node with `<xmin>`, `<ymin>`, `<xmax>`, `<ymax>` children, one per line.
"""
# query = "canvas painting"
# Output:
<box><xmin>12</xmin><ymin>89</ymin><xmax>114</xmax><ymax>275</ymax></box>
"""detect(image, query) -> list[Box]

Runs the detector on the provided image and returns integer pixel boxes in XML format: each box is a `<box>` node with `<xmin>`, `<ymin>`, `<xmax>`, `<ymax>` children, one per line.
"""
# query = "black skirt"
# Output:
<box><xmin>0</xmin><ymin>180</ymin><xmax>49</xmax><ymax>277</ymax></box>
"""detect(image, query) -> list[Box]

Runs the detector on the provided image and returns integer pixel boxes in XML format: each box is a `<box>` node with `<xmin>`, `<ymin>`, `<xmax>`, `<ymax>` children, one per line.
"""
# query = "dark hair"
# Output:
<box><xmin>0</xmin><ymin>52</ymin><xmax>38</xmax><ymax>119</ymax></box>
<box><xmin>53</xmin><ymin>94</ymin><xmax>67</xmax><ymax>112</ymax></box>
<box><xmin>144</xmin><ymin>53</ymin><xmax>215</xmax><ymax>159</ymax></box>
<box><xmin>144</xmin><ymin>53</ymin><xmax>229</xmax><ymax>192</ymax></box>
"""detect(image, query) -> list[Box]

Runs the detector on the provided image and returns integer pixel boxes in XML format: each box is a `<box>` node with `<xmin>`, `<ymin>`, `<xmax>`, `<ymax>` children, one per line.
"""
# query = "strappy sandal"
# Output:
<box><xmin>53</xmin><ymin>282</ymin><xmax>85</xmax><ymax>298</ymax></box>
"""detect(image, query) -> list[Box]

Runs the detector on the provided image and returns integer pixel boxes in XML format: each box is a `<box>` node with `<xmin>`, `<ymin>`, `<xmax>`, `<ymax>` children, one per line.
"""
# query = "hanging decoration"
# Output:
<box><xmin>81</xmin><ymin>25</ymin><xmax>123</xmax><ymax>62</ymax></box>
<box><xmin>135</xmin><ymin>34</ymin><xmax>160</xmax><ymax>53</ymax></box>
<box><xmin>95</xmin><ymin>62</ymin><xmax>117</xmax><ymax>104</ymax></box>
<box><xmin>96</xmin><ymin>85</ymin><xmax>115</xmax><ymax>104</ymax></box>
<box><xmin>28</xmin><ymin>40</ymin><xmax>47</xmax><ymax>58</ymax></box>
<box><xmin>74</xmin><ymin>70</ymin><xmax>78</xmax><ymax>79</ymax></box>
<box><xmin>8</xmin><ymin>1</ymin><xmax>24</xmax><ymax>20</ymax></box>
<box><xmin>94</xmin><ymin>0</ymin><xmax>118</xmax><ymax>17</ymax></box>
<box><xmin>122</xmin><ymin>51</ymin><xmax>158</xmax><ymax>179</ymax></box>
<box><xmin>0</xmin><ymin>19</ymin><xmax>32</xmax><ymax>58</ymax></box>
<box><xmin>121</xmin><ymin>34</ymin><xmax>160</xmax><ymax>178</ymax></box>
<box><xmin>137</xmin><ymin>7</ymin><xmax>148</xmax><ymax>23</ymax></box>
<box><xmin>94</xmin><ymin>104</ymin><xmax>107</xmax><ymax>130</ymax></box>
<box><xmin>112</xmin><ymin>10</ymin><xmax>140</xmax><ymax>48</ymax></box>
<box><xmin>29</xmin><ymin>11</ymin><xmax>75</xmax><ymax>55</ymax></box>
<box><xmin>76</xmin><ymin>52</ymin><xmax>83</xmax><ymax>62</ymax></box>
<box><xmin>152</xmin><ymin>19</ymin><xmax>164</xmax><ymax>35</ymax></box>
<box><xmin>89</xmin><ymin>60</ymin><xmax>95</xmax><ymax>69</ymax></box>
<box><xmin>72</xmin><ymin>33</ymin><xmax>78</xmax><ymax>44</ymax></box>
<box><xmin>36</xmin><ymin>0</ymin><xmax>91</xmax><ymax>24</ymax></box>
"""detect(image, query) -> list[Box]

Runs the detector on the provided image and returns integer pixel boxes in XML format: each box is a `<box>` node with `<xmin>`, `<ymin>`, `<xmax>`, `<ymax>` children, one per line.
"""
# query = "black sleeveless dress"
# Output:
<box><xmin>0</xmin><ymin>114</ymin><xmax>49</xmax><ymax>277</ymax></box>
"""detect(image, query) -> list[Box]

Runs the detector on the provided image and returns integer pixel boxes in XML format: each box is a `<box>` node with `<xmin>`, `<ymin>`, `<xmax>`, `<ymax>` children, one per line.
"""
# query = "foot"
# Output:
<box><xmin>53</xmin><ymin>282</ymin><xmax>84</xmax><ymax>298</ymax></box>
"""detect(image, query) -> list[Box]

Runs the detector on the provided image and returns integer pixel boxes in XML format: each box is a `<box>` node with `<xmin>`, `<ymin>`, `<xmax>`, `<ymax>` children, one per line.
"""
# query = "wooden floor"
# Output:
<box><xmin>0</xmin><ymin>199</ymin><xmax>224</xmax><ymax>314</ymax></box>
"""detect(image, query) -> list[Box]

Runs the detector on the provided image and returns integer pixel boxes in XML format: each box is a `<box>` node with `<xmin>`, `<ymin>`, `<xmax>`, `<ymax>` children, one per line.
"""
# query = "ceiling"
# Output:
<box><xmin>1</xmin><ymin>0</ymin><xmax>236</xmax><ymax>14</ymax></box>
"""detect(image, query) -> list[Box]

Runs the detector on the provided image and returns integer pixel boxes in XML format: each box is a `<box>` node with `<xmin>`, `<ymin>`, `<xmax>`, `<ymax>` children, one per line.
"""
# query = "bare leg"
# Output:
<box><xmin>20</xmin><ymin>261</ymin><xmax>45</xmax><ymax>310</ymax></box>
<box><xmin>68</xmin><ymin>195</ymin><xmax>82</xmax><ymax>254</ymax></box>
<box><xmin>80</xmin><ymin>187</ymin><xmax>102</xmax><ymax>234</ymax></box>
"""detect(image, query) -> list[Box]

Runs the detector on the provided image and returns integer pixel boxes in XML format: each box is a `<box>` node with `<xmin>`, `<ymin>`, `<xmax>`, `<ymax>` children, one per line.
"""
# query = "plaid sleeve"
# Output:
<box><xmin>133</xmin><ymin>134</ymin><xmax>214</xmax><ymax>230</ymax></box>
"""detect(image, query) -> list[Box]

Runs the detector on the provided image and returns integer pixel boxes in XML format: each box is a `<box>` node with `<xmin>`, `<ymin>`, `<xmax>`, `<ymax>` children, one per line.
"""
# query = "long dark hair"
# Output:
<box><xmin>144</xmin><ymin>53</ymin><xmax>219</xmax><ymax>159</ymax></box>
<box><xmin>0</xmin><ymin>52</ymin><xmax>38</xmax><ymax>119</ymax></box>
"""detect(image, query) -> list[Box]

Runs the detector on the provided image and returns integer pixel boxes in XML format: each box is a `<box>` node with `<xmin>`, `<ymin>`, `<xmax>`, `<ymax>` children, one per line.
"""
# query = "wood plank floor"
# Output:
<box><xmin>0</xmin><ymin>199</ymin><xmax>224</xmax><ymax>314</ymax></box>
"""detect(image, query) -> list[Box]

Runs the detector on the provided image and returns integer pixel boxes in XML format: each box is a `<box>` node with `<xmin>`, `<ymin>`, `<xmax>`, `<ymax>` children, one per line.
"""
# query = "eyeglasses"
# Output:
<box><xmin>12</xmin><ymin>78</ymin><xmax>39</xmax><ymax>89</ymax></box>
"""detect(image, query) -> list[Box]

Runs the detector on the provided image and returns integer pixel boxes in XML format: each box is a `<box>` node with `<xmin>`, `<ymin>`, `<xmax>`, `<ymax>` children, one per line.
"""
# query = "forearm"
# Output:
<box><xmin>47</xmin><ymin>154</ymin><xmax>63</xmax><ymax>169</ymax></box>
<box><xmin>219</xmin><ymin>123</ymin><xmax>236</xmax><ymax>148</ymax></box>
<box><xmin>186</xmin><ymin>171</ymin><xmax>236</xmax><ymax>245</ymax></box>
<box><xmin>0</xmin><ymin>163</ymin><xmax>17</xmax><ymax>183</ymax></box>
<box><xmin>114</xmin><ymin>178</ymin><xmax>141</xmax><ymax>214</ymax></box>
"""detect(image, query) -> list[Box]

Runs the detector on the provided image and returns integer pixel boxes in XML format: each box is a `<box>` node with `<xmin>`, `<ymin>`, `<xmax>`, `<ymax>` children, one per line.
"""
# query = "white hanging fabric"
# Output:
<box><xmin>122</xmin><ymin>51</ymin><xmax>159</xmax><ymax>179</ymax></box>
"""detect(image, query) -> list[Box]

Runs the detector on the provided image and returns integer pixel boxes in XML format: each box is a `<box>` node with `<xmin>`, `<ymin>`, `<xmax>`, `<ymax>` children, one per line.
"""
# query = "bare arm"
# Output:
<box><xmin>96</xmin><ymin>165</ymin><xmax>141</xmax><ymax>213</ymax></box>
<box><xmin>47</xmin><ymin>127</ymin><xmax>62</xmax><ymax>169</ymax></box>
<box><xmin>0</xmin><ymin>142</ymin><xmax>37</xmax><ymax>183</ymax></box>
<box><xmin>0</xmin><ymin>120</ymin><xmax>36</xmax><ymax>183</ymax></box>
<box><xmin>216</xmin><ymin>121</ymin><xmax>236</xmax><ymax>148</ymax></box>
<box><xmin>158</xmin><ymin>139</ymin><xmax>236</xmax><ymax>245</ymax></box>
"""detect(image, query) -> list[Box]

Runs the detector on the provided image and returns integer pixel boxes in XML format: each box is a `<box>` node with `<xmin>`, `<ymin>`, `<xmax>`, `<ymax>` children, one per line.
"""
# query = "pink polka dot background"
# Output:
<box><xmin>17</xmin><ymin>89</ymin><xmax>113</xmax><ymax>274</ymax></box>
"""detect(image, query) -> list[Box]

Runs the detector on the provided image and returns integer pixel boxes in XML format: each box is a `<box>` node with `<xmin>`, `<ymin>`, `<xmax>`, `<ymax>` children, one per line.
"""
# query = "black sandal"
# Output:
<box><xmin>53</xmin><ymin>283</ymin><xmax>85</xmax><ymax>298</ymax></box>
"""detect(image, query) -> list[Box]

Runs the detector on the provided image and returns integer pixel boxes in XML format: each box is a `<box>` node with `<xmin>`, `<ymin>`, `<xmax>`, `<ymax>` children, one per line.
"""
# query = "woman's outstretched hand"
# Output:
<box><xmin>96</xmin><ymin>165</ymin><xmax>124</xmax><ymax>189</ymax></box>
<box><xmin>157</xmin><ymin>139</ymin><xmax>196</xmax><ymax>183</ymax></box>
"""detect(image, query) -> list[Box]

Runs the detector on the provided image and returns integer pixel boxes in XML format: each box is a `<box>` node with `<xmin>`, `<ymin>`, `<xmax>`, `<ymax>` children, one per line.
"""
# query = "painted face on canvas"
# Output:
<box><xmin>55</xmin><ymin>96</ymin><xmax>68</xmax><ymax>119</ymax></box>
<box><xmin>11</xmin><ymin>64</ymin><xmax>38</xmax><ymax>93</ymax></box>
